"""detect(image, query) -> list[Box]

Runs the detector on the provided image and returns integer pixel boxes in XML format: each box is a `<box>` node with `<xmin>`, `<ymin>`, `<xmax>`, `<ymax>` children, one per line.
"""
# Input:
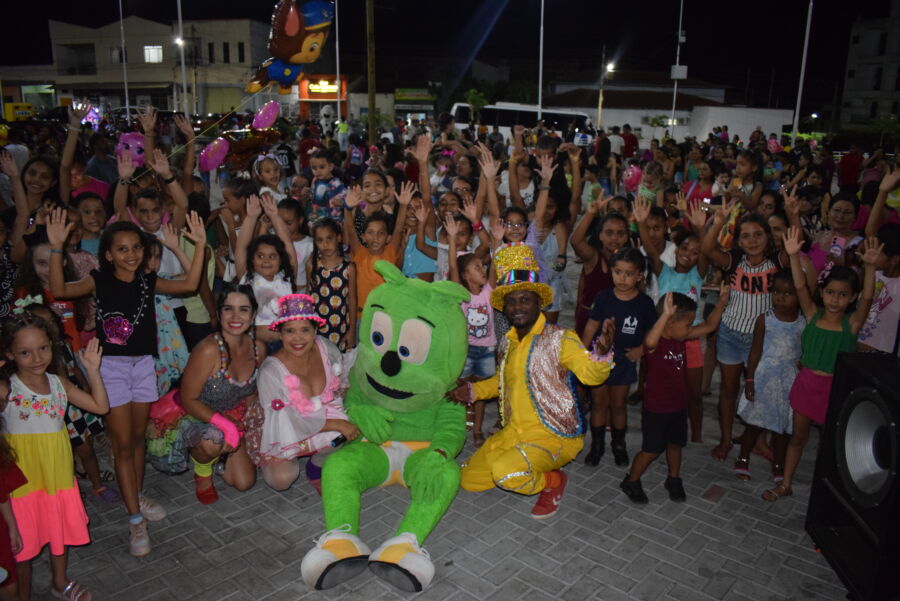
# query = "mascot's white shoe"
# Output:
<box><xmin>300</xmin><ymin>524</ymin><xmax>371</xmax><ymax>590</ymax></box>
<box><xmin>368</xmin><ymin>532</ymin><xmax>435</xmax><ymax>592</ymax></box>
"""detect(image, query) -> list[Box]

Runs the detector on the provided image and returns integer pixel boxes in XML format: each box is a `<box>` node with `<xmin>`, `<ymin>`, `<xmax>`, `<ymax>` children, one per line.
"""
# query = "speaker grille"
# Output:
<box><xmin>836</xmin><ymin>387</ymin><xmax>897</xmax><ymax>508</ymax></box>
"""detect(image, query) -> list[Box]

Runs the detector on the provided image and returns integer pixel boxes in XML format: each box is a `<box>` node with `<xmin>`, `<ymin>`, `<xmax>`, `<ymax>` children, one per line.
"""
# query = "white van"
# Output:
<box><xmin>449</xmin><ymin>102</ymin><xmax>596</xmax><ymax>146</ymax></box>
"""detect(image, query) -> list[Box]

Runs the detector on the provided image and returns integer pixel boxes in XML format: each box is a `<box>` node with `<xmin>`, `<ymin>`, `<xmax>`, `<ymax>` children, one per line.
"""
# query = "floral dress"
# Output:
<box><xmin>309</xmin><ymin>259</ymin><xmax>352</xmax><ymax>351</ymax></box>
<box><xmin>154</xmin><ymin>274</ymin><xmax>189</xmax><ymax>396</ymax></box>
<box><xmin>737</xmin><ymin>310</ymin><xmax>806</xmax><ymax>434</ymax></box>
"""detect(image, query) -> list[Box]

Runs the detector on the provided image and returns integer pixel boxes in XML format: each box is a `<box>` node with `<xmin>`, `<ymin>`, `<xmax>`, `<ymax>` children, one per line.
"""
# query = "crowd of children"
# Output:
<box><xmin>0</xmin><ymin>103</ymin><xmax>898</xmax><ymax>599</ymax></box>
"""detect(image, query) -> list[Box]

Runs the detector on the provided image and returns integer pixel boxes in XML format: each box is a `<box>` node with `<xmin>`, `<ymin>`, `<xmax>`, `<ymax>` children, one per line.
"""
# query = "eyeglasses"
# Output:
<box><xmin>504</xmin><ymin>221</ymin><xmax>526</xmax><ymax>229</ymax></box>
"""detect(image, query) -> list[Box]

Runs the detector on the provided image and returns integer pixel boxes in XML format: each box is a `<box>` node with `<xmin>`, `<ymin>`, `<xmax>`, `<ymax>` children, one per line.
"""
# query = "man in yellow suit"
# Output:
<box><xmin>451</xmin><ymin>245</ymin><xmax>615</xmax><ymax>518</ymax></box>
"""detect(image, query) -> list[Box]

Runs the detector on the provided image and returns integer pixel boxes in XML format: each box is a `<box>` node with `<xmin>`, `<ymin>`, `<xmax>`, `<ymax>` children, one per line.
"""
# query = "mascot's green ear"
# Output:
<box><xmin>375</xmin><ymin>260</ymin><xmax>406</xmax><ymax>284</ymax></box>
<box><xmin>374</xmin><ymin>260</ymin><xmax>470</xmax><ymax>305</ymax></box>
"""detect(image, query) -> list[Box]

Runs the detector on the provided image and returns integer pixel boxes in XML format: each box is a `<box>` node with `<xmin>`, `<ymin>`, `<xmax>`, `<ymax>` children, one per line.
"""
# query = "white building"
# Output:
<box><xmin>1</xmin><ymin>16</ymin><xmax>272</xmax><ymax>115</ymax></box>
<box><xmin>840</xmin><ymin>0</ymin><xmax>900</xmax><ymax>127</ymax></box>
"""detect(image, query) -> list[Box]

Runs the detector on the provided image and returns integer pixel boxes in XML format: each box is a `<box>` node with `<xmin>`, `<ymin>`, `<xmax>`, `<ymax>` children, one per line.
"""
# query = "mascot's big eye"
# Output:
<box><xmin>396</xmin><ymin>319</ymin><xmax>432</xmax><ymax>365</ymax></box>
<box><xmin>370</xmin><ymin>311</ymin><xmax>393</xmax><ymax>355</ymax></box>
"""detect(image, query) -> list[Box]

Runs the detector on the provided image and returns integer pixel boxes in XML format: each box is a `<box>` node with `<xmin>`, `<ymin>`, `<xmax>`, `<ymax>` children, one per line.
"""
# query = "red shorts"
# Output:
<box><xmin>685</xmin><ymin>338</ymin><xmax>704</xmax><ymax>369</ymax></box>
<box><xmin>789</xmin><ymin>367</ymin><xmax>833</xmax><ymax>424</ymax></box>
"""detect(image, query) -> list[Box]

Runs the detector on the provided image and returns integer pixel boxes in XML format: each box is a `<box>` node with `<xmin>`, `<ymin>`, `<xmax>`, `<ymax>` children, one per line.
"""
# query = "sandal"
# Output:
<box><xmin>761</xmin><ymin>483</ymin><xmax>793</xmax><ymax>502</ymax></box>
<box><xmin>772</xmin><ymin>463</ymin><xmax>784</xmax><ymax>484</ymax></box>
<box><xmin>733</xmin><ymin>458</ymin><xmax>751</xmax><ymax>481</ymax></box>
<box><xmin>52</xmin><ymin>581</ymin><xmax>92</xmax><ymax>601</ymax></box>
<box><xmin>93</xmin><ymin>486</ymin><xmax>121</xmax><ymax>504</ymax></box>
<box><xmin>710</xmin><ymin>442</ymin><xmax>733</xmax><ymax>462</ymax></box>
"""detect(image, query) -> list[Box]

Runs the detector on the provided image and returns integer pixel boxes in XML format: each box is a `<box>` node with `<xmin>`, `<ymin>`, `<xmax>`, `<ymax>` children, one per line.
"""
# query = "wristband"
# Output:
<box><xmin>472</xmin><ymin>220</ymin><xmax>483</xmax><ymax>232</ymax></box>
<box><xmin>745</xmin><ymin>378</ymin><xmax>754</xmax><ymax>382</ymax></box>
<box><xmin>118</xmin><ymin>178</ymin><xmax>131</xmax><ymax>187</ymax></box>
<box><xmin>50</xmin><ymin>248</ymin><xmax>63</xmax><ymax>254</ymax></box>
<box><xmin>209</xmin><ymin>413</ymin><xmax>241</xmax><ymax>448</ymax></box>
<box><xmin>538</xmin><ymin>185</ymin><xmax>550</xmax><ymax>191</ymax></box>
<box><xmin>161</xmin><ymin>174</ymin><xmax>177</xmax><ymax>185</ymax></box>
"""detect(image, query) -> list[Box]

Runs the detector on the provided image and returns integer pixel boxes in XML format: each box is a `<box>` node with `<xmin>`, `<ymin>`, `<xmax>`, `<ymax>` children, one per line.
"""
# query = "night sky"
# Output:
<box><xmin>1</xmin><ymin>0</ymin><xmax>891</xmax><ymax>112</ymax></box>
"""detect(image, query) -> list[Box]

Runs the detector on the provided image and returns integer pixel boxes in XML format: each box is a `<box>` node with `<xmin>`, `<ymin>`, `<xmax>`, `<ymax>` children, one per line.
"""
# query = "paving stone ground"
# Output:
<box><xmin>26</xmin><ymin>257</ymin><xmax>848</xmax><ymax>600</ymax></box>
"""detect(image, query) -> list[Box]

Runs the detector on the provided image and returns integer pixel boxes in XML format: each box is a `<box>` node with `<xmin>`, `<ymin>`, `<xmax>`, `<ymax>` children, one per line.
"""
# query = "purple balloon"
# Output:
<box><xmin>199</xmin><ymin>137</ymin><xmax>229</xmax><ymax>171</ymax></box>
<box><xmin>252</xmin><ymin>101</ymin><xmax>280</xmax><ymax>130</ymax></box>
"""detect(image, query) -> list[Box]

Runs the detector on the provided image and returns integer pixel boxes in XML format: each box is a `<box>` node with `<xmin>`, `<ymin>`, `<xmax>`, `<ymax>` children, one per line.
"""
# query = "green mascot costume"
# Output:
<box><xmin>301</xmin><ymin>261</ymin><xmax>469</xmax><ymax>592</ymax></box>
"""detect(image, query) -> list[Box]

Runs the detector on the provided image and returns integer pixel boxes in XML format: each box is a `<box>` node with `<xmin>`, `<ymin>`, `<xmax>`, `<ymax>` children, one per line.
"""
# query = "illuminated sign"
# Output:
<box><xmin>308</xmin><ymin>79</ymin><xmax>338</xmax><ymax>94</ymax></box>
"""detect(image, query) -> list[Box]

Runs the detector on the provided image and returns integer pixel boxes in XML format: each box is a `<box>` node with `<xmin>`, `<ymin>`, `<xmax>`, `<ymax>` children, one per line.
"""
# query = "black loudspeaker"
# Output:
<box><xmin>806</xmin><ymin>352</ymin><xmax>900</xmax><ymax>601</ymax></box>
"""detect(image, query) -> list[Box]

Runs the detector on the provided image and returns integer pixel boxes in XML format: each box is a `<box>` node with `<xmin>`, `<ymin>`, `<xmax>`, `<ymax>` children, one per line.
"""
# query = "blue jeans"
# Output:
<box><xmin>463</xmin><ymin>345</ymin><xmax>496</xmax><ymax>379</ymax></box>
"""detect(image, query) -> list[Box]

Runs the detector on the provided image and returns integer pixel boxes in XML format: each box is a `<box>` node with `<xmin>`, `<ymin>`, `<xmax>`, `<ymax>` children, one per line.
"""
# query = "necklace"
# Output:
<box><xmin>99</xmin><ymin>273</ymin><xmax>149</xmax><ymax>345</ymax></box>
<box><xmin>215</xmin><ymin>333</ymin><xmax>259</xmax><ymax>386</ymax></box>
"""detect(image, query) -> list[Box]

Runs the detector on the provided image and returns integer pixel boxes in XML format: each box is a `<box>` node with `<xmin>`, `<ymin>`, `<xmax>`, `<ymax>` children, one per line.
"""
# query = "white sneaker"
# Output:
<box><xmin>300</xmin><ymin>524</ymin><xmax>370</xmax><ymax>590</ymax></box>
<box><xmin>129</xmin><ymin>519</ymin><xmax>151</xmax><ymax>557</ymax></box>
<box><xmin>139</xmin><ymin>495</ymin><xmax>167</xmax><ymax>522</ymax></box>
<box><xmin>368</xmin><ymin>532</ymin><xmax>434</xmax><ymax>592</ymax></box>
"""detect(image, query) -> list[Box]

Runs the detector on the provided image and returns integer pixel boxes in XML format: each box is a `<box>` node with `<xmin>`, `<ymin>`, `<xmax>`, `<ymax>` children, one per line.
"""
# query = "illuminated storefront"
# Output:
<box><xmin>298</xmin><ymin>74</ymin><xmax>347</xmax><ymax>120</ymax></box>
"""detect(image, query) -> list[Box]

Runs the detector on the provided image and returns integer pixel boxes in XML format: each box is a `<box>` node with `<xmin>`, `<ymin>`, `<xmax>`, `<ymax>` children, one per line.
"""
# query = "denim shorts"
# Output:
<box><xmin>463</xmin><ymin>345</ymin><xmax>496</xmax><ymax>379</ymax></box>
<box><xmin>716</xmin><ymin>321</ymin><xmax>754</xmax><ymax>366</ymax></box>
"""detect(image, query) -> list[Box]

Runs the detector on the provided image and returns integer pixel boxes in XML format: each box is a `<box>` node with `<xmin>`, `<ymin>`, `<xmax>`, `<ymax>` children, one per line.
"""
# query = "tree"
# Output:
<box><xmin>464</xmin><ymin>89</ymin><xmax>488</xmax><ymax>122</ymax></box>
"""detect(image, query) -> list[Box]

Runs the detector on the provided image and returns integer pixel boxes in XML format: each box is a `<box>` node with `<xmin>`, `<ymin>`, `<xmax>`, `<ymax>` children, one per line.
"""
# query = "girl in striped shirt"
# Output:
<box><xmin>702</xmin><ymin>203</ymin><xmax>788</xmax><ymax>462</ymax></box>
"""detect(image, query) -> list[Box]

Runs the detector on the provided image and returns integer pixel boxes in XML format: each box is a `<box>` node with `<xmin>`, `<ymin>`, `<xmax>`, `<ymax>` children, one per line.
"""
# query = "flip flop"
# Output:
<box><xmin>762</xmin><ymin>484</ymin><xmax>793</xmax><ymax>502</ymax></box>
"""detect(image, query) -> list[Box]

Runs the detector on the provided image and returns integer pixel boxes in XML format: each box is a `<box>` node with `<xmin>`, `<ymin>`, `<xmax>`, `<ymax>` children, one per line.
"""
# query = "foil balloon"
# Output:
<box><xmin>253</xmin><ymin>101</ymin><xmax>281</xmax><ymax>129</ymax></box>
<box><xmin>245</xmin><ymin>0</ymin><xmax>335</xmax><ymax>94</ymax></box>
<box><xmin>623</xmin><ymin>164</ymin><xmax>642</xmax><ymax>194</ymax></box>
<box><xmin>222</xmin><ymin>128</ymin><xmax>281</xmax><ymax>172</ymax></box>
<box><xmin>199</xmin><ymin>137</ymin><xmax>230</xmax><ymax>172</ymax></box>
<box><xmin>116</xmin><ymin>132</ymin><xmax>146</xmax><ymax>167</ymax></box>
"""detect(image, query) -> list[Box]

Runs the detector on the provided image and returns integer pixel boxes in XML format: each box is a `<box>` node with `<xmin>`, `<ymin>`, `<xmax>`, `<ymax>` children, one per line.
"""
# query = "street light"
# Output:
<box><xmin>811</xmin><ymin>112</ymin><xmax>819</xmax><ymax>119</ymax></box>
<box><xmin>175</xmin><ymin>37</ymin><xmax>184</xmax><ymax>46</ymax></box>
<box><xmin>606</xmin><ymin>62</ymin><xmax>615</xmax><ymax>73</ymax></box>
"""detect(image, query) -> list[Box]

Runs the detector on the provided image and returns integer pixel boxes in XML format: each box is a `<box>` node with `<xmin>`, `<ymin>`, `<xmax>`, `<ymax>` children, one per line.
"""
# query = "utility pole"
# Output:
<box><xmin>669</xmin><ymin>0</ymin><xmax>686</xmax><ymax>140</ymax></box>
<box><xmin>596</xmin><ymin>45</ymin><xmax>606</xmax><ymax>129</ymax></box>
<box><xmin>118</xmin><ymin>0</ymin><xmax>130</xmax><ymax>115</ymax></box>
<box><xmin>537</xmin><ymin>0</ymin><xmax>544</xmax><ymax>121</ymax></box>
<box><xmin>335</xmin><ymin>0</ymin><xmax>341</xmax><ymax>122</ymax></box>
<box><xmin>791</xmin><ymin>0</ymin><xmax>814</xmax><ymax>142</ymax></box>
<box><xmin>366</xmin><ymin>0</ymin><xmax>376</xmax><ymax>145</ymax></box>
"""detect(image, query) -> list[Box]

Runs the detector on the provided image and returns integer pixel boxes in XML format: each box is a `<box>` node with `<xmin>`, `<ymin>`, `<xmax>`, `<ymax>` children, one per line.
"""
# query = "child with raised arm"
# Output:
<box><xmin>620</xmin><ymin>288</ymin><xmax>729</xmax><ymax>504</ymax></box>
<box><xmin>763</xmin><ymin>227</ymin><xmax>880</xmax><ymax>502</ymax></box>
<box><xmin>343</xmin><ymin>181</ymin><xmax>411</xmax><ymax>313</ymax></box>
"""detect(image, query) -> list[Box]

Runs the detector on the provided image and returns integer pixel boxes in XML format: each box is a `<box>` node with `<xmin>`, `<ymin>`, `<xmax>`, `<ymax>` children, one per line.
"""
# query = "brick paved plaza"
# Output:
<box><xmin>29</xmin><ymin>262</ymin><xmax>848</xmax><ymax>601</ymax></box>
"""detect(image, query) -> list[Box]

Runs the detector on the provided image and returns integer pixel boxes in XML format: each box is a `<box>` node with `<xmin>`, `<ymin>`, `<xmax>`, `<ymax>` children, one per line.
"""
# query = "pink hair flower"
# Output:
<box><xmin>271</xmin><ymin>398</ymin><xmax>285</xmax><ymax>411</ymax></box>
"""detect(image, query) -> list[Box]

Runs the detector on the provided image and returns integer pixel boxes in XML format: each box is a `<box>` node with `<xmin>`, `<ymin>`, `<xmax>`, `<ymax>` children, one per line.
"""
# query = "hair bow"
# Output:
<box><xmin>251</xmin><ymin>153</ymin><xmax>280</xmax><ymax>176</ymax></box>
<box><xmin>440</xmin><ymin>149</ymin><xmax>456</xmax><ymax>157</ymax></box>
<box><xmin>13</xmin><ymin>294</ymin><xmax>43</xmax><ymax>315</ymax></box>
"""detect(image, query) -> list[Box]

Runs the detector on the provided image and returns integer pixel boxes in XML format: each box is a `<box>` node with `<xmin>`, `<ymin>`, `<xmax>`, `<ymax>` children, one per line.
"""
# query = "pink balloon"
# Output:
<box><xmin>252</xmin><ymin>101</ymin><xmax>280</xmax><ymax>129</ymax></box>
<box><xmin>199</xmin><ymin>137</ymin><xmax>230</xmax><ymax>171</ymax></box>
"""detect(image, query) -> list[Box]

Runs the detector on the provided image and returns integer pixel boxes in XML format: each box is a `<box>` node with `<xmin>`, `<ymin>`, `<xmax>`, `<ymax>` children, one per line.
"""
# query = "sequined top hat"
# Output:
<box><xmin>490</xmin><ymin>244</ymin><xmax>554</xmax><ymax>311</ymax></box>
<box><xmin>268</xmin><ymin>294</ymin><xmax>327</xmax><ymax>330</ymax></box>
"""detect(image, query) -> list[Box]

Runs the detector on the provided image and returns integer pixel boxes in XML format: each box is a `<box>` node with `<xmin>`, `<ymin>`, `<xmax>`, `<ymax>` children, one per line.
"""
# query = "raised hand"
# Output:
<box><xmin>879</xmin><ymin>166</ymin><xmax>900</xmax><ymax>192</ymax></box>
<box><xmin>116</xmin><ymin>150</ymin><xmax>136</xmax><ymax>180</ymax></box>
<box><xmin>68</xmin><ymin>100</ymin><xmax>91</xmax><ymax>127</ymax></box>
<box><xmin>173</xmin><ymin>114</ymin><xmax>195</xmax><ymax>140</ymax></box>
<box><xmin>713</xmin><ymin>199</ymin><xmax>736</xmax><ymax>225</ymax></box>
<box><xmin>675</xmin><ymin>191</ymin><xmax>688</xmax><ymax>213</ymax></box>
<box><xmin>408</xmin><ymin>135</ymin><xmax>433</xmax><ymax>164</ymax></box>
<box><xmin>345</xmin><ymin>186</ymin><xmax>363</xmax><ymax>208</ymax></box>
<box><xmin>662</xmin><ymin>292</ymin><xmax>675</xmax><ymax>316</ymax></box>
<box><xmin>160</xmin><ymin>223</ymin><xmax>180</xmax><ymax>249</ymax></box>
<box><xmin>489</xmin><ymin>217</ymin><xmax>505</xmax><ymax>242</ymax></box>
<box><xmin>460</xmin><ymin>195</ymin><xmax>479</xmax><ymax>224</ymax></box>
<box><xmin>411</xmin><ymin>200</ymin><xmax>429</xmax><ymax>225</ymax></box>
<box><xmin>0</xmin><ymin>150</ymin><xmax>18</xmax><ymax>178</ymax></box>
<box><xmin>717</xmin><ymin>281</ymin><xmax>731</xmax><ymax>305</ymax></box>
<box><xmin>782</xmin><ymin>225</ymin><xmax>803</xmax><ymax>256</ymax></box>
<box><xmin>783</xmin><ymin>185</ymin><xmax>800</xmax><ymax>219</ymax></box>
<box><xmin>855</xmin><ymin>236</ymin><xmax>884</xmax><ymax>266</ymax></box>
<box><xmin>147</xmin><ymin>148</ymin><xmax>173</xmax><ymax>178</ymax></box>
<box><xmin>79</xmin><ymin>337</ymin><xmax>103</xmax><ymax>373</ymax></box>
<box><xmin>443</xmin><ymin>215</ymin><xmax>460</xmax><ymax>237</ymax></box>
<box><xmin>534</xmin><ymin>153</ymin><xmax>557</xmax><ymax>185</ymax></box>
<box><xmin>686</xmin><ymin>200</ymin><xmax>708</xmax><ymax>229</ymax></box>
<box><xmin>182</xmin><ymin>210</ymin><xmax>208</xmax><ymax>245</ymax></box>
<box><xmin>478</xmin><ymin>153</ymin><xmax>500</xmax><ymax>181</ymax></box>
<box><xmin>245</xmin><ymin>195</ymin><xmax>262</xmax><ymax>217</ymax></box>
<box><xmin>260</xmin><ymin>193</ymin><xmax>278</xmax><ymax>217</ymax></box>
<box><xmin>632</xmin><ymin>195</ymin><xmax>651</xmax><ymax>224</ymax></box>
<box><xmin>567</xmin><ymin>144</ymin><xmax>582</xmax><ymax>165</ymax></box>
<box><xmin>394</xmin><ymin>180</ymin><xmax>415</xmax><ymax>207</ymax></box>
<box><xmin>47</xmin><ymin>208</ymin><xmax>74</xmax><ymax>249</ymax></box>
<box><xmin>137</xmin><ymin>105</ymin><xmax>157</xmax><ymax>133</ymax></box>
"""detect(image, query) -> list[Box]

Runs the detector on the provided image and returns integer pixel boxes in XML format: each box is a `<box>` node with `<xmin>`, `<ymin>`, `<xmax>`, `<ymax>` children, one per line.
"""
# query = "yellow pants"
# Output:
<box><xmin>460</xmin><ymin>426</ymin><xmax>583</xmax><ymax>495</ymax></box>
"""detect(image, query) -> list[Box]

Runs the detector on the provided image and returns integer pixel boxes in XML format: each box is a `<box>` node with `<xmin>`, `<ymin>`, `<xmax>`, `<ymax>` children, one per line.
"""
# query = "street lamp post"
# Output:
<box><xmin>669</xmin><ymin>0</ymin><xmax>685</xmax><ymax>140</ymax></box>
<box><xmin>596</xmin><ymin>45</ymin><xmax>614</xmax><ymax>130</ymax></box>
<box><xmin>175</xmin><ymin>0</ymin><xmax>189</xmax><ymax>116</ymax></box>
<box><xmin>117</xmin><ymin>0</ymin><xmax>130</xmax><ymax>114</ymax></box>
<box><xmin>334</xmin><ymin>0</ymin><xmax>341</xmax><ymax>122</ymax></box>
<box><xmin>537</xmin><ymin>0</ymin><xmax>545</xmax><ymax>121</ymax></box>
<box><xmin>791</xmin><ymin>0</ymin><xmax>814</xmax><ymax>142</ymax></box>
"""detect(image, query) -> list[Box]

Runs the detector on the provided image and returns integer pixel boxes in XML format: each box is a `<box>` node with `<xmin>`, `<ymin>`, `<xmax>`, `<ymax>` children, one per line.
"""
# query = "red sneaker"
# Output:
<box><xmin>194</xmin><ymin>474</ymin><xmax>219</xmax><ymax>505</ymax></box>
<box><xmin>531</xmin><ymin>470</ymin><xmax>567</xmax><ymax>519</ymax></box>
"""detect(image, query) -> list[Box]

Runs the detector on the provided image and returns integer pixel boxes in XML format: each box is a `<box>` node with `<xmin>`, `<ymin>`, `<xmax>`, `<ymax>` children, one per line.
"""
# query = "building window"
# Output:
<box><xmin>110</xmin><ymin>47</ymin><xmax>127</xmax><ymax>64</ymax></box>
<box><xmin>873</xmin><ymin>66</ymin><xmax>882</xmax><ymax>91</ymax></box>
<box><xmin>143</xmin><ymin>45</ymin><xmax>163</xmax><ymax>63</ymax></box>
<box><xmin>848</xmin><ymin>69</ymin><xmax>855</xmax><ymax>79</ymax></box>
<box><xmin>238</xmin><ymin>42</ymin><xmax>245</xmax><ymax>64</ymax></box>
<box><xmin>208</xmin><ymin>43</ymin><xmax>215</xmax><ymax>64</ymax></box>
<box><xmin>56</xmin><ymin>43</ymin><xmax>97</xmax><ymax>75</ymax></box>
<box><xmin>222</xmin><ymin>42</ymin><xmax>230</xmax><ymax>64</ymax></box>
<box><xmin>877</xmin><ymin>32</ymin><xmax>887</xmax><ymax>56</ymax></box>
